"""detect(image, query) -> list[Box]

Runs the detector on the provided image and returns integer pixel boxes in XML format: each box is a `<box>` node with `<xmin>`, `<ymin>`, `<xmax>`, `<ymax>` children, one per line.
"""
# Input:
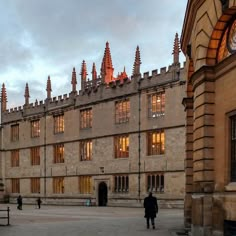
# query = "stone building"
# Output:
<box><xmin>0</xmin><ymin>35</ymin><xmax>186</xmax><ymax>207</ymax></box>
<box><xmin>181</xmin><ymin>0</ymin><xmax>236</xmax><ymax>235</ymax></box>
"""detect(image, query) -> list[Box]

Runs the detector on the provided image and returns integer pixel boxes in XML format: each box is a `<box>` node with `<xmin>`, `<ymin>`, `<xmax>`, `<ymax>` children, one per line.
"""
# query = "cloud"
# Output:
<box><xmin>0</xmin><ymin>0</ymin><xmax>188</xmax><ymax>108</ymax></box>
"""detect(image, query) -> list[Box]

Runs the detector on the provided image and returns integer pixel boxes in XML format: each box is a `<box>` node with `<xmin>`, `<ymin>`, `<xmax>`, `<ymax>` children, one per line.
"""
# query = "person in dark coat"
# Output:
<box><xmin>37</xmin><ymin>197</ymin><xmax>42</xmax><ymax>209</ymax></box>
<box><xmin>17</xmin><ymin>195</ymin><xmax>23</xmax><ymax>210</ymax></box>
<box><xmin>144</xmin><ymin>192</ymin><xmax>158</xmax><ymax>229</ymax></box>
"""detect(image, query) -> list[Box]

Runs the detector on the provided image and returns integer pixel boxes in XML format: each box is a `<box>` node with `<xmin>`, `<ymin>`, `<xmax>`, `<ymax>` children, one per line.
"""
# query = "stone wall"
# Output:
<box><xmin>1</xmin><ymin>64</ymin><xmax>186</xmax><ymax>208</ymax></box>
<box><xmin>181</xmin><ymin>0</ymin><xmax>236</xmax><ymax>235</ymax></box>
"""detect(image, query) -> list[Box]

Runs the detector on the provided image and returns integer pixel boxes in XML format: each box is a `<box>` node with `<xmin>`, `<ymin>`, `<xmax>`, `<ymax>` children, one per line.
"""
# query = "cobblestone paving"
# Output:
<box><xmin>0</xmin><ymin>204</ymin><xmax>184</xmax><ymax>236</ymax></box>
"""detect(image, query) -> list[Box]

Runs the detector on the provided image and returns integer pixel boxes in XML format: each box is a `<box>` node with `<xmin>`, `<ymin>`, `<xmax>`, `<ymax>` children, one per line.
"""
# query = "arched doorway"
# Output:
<box><xmin>98</xmin><ymin>182</ymin><xmax>107</xmax><ymax>206</ymax></box>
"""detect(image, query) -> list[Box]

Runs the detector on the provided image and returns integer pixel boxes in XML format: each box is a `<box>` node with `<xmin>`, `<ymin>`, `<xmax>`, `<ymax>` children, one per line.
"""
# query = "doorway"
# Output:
<box><xmin>98</xmin><ymin>182</ymin><xmax>108</xmax><ymax>206</ymax></box>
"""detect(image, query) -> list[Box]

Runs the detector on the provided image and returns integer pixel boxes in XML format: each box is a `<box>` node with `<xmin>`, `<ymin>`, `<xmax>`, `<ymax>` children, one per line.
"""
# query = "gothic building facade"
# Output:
<box><xmin>0</xmin><ymin>35</ymin><xmax>186</xmax><ymax>207</ymax></box>
<box><xmin>182</xmin><ymin>0</ymin><xmax>236</xmax><ymax>235</ymax></box>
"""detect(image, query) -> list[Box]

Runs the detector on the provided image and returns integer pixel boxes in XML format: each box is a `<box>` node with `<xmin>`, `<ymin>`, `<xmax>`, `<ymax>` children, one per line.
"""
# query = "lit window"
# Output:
<box><xmin>218</xmin><ymin>19</ymin><xmax>236</xmax><ymax>62</ymax></box>
<box><xmin>31</xmin><ymin>178</ymin><xmax>40</xmax><ymax>193</ymax></box>
<box><xmin>78</xmin><ymin>176</ymin><xmax>92</xmax><ymax>194</ymax></box>
<box><xmin>80</xmin><ymin>140</ymin><xmax>92</xmax><ymax>161</ymax></box>
<box><xmin>31</xmin><ymin>120</ymin><xmax>40</xmax><ymax>138</ymax></box>
<box><xmin>114</xmin><ymin>135</ymin><xmax>129</xmax><ymax>158</ymax></box>
<box><xmin>54</xmin><ymin>114</ymin><xmax>64</xmax><ymax>134</ymax></box>
<box><xmin>114</xmin><ymin>175</ymin><xmax>129</xmax><ymax>193</ymax></box>
<box><xmin>115</xmin><ymin>99</ymin><xmax>130</xmax><ymax>124</ymax></box>
<box><xmin>231</xmin><ymin>115</ymin><xmax>236</xmax><ymax>182</ymax></box>
<box><xmin>53</xmin><ymin>177</ymin><xmax>64</xmax><ymax>194</ymax></box>
<box><xmin>147</xmin><ymin>173</ymin><xmax>164</xmax><ymax>193</ymax></box>
<box><xmin>11</xmin><ymin>124</ymin><xmax>19</xmax><ymax>142</ymax></box>
<box><xmin>11</xmin><ymin>150</ymin><xmax>19</xmax><ymax>167</ymax></box>
<box><xmin>12</xmin><ymin>178</ymin><xmax>20</xmax><ymax>193</ymax></box>
<box><xmin>148</xmin><ymin>92</ymin><xmax>165</xmax><ymax>118</ymax></box>
<box><xmin>54</xmin><ymin>144</ymin><xmax>64</xmax><ymax>163</ymax></box>
<box><xmin>31</xmin><ymin>147</ymin><xmax>40</xmax><ymax>165</ymax></box>
<box><xmin>80</xmin><ymin>108</ymin><xmax>92</xmax><ymax>129</ymax></box>
<box><xmin>147</xmin><ymin>130</ymin><xmax>165</xmax><ymax>155</ymax></box>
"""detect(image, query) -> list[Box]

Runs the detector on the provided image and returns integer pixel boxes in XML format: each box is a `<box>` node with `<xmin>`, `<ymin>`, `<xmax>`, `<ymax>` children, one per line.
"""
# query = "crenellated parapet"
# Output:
<box><xmin>1</xmin><ymin>92</ymin><xmax>76</xmax><ymax>124</ymax></box>
<box><xmin>47</xmin><ymin>93</ymin><xmax>74</xmax><ymax>112</ymax></box>
<box><xmin>1</xmin><ymin>65</ymin><xmax>185</xmax><ymax>124</ymax></box>
<box><xmin>76</xmin><ymin>63</ymin><xmax>185</xmax><ymax>107</ymax></box>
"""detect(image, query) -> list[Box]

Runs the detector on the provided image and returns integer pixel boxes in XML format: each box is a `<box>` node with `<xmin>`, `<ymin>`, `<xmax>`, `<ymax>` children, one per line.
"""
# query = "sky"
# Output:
<box><xmin>0</xmin><ymin>0</ymin><xmax>188</xmax><ymax>108</ymax></box>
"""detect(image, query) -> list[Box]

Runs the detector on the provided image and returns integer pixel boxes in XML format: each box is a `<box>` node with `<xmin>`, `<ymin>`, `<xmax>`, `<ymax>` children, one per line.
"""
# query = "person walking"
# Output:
<box><xmin>144</xmin><ymin>192</ymin><xmax>158</xmax><ymax>229</ymax></box>
<box><xmin>37</xmin><ymin>197</ymin><xmax>42</xmax><ymax>209</ymax></box>
<box><xmin>17</xmin><ymin>195</ymin><xmax>23</xmax><ymax>210</ymax></box>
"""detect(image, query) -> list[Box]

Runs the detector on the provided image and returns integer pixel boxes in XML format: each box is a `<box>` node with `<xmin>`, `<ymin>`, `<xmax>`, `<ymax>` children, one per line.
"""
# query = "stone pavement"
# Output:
<box><xmin>0</xmin><ymin>204</ymin><xmax>185</xmax><ymax>236</ymax></box>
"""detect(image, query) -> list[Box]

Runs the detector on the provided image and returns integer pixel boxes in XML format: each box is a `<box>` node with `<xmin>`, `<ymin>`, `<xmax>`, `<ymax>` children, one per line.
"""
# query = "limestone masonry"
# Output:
<box><xmin>0</xmin><ymin>35</ymin><xmax>186</xmax><ymax>208</ymax></box>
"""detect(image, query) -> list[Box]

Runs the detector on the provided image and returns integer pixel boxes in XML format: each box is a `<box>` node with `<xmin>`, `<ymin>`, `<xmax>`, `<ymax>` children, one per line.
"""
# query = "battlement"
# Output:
<box><xmin>8</xmin><ymin>106</ymin><xmax>23</xmax><ymax>113</ymax></box>
<box><xmin>108</xmin><ymin>77</ymin><xmax>131</xmax><ymax>88</ymax></box>
<box><xmin>51</xmin><ymin>94</ymin><xmax>69</xmax><ymax>103</ymax></box>
<box><xmin>1</xmin><ymin>60</ymin><xmax>186</xmax><ymax>124</ymax></box>
<box><xmin>76</xmin><ymin>63</ymin><xmax>185</xmax><ymax>107</ymax></box>
<box><xmin>142</xmin><ymin>62</ymin><xmax>185</xmax><ymax>79</ymax></box>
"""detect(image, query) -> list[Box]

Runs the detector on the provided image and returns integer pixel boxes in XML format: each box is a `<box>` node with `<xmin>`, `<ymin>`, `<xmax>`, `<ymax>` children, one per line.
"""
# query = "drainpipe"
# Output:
<box><xmin>138</xmin><ymin>79</ymin><xmax>141</xmax><ymax>201</ymax></box>
<box><xmin>43</xmin><ymin>106</ymin><xmax>47</xmax><ymax>200</ymax></box>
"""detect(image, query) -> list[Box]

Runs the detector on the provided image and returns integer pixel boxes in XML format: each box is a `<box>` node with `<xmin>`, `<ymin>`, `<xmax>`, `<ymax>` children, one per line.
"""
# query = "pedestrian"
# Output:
<box><xmin>37</xmin><ymin>197</ymin><xmax>42</xmax><ymax>209</ymax></box>
<box><xmin>143</xmin><ymin>192</ymin><xmax>158</xmax><ymax>229</ymax></box>
<box><xmin>17</xmin><ymin>195</ymin><xmax>23</xmax><ymax>210</ymax></box>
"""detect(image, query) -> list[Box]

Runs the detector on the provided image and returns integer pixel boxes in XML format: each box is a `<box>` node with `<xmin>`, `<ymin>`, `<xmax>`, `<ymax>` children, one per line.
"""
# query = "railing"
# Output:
<box><xmin>0</xmin><ymin>207</ymin><xmax>10</xmax><ymax>226</ymax></box>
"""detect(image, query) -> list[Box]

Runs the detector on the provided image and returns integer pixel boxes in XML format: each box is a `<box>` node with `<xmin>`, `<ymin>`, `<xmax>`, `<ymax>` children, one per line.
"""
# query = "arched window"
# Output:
<box><xmin>218</xmin><ymin>18</ymin><xmax>236</xmax><ymax>62</ymax></box>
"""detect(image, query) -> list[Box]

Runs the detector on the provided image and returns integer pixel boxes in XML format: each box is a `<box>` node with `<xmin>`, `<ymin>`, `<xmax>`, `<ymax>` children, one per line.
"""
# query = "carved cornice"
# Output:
<box><xmin>181</xmin><ymin>0</ymin><xmax>205</xmax><ymax>55</ymax></box>
<box><xmin>182</xmin><ymin>97</ymin><xmax>193</xmax><ymax>111</ymax></box>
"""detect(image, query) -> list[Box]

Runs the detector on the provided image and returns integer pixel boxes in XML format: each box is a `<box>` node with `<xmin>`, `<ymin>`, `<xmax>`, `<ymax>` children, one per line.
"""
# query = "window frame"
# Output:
<box><xmin>80</xmin><ymin>108</ymin><xmax>92</xmax><ymax>129</ymax></box>
<box><xmin>11</xmin><ymin>124</ymin><xmax>19</xmax><ymax>142</ymax></box>
<box><xmin>31</xmin><ymin>147</ymin><xmax>40</xmax><ymax>166</ymax></box>
<box><xmin>31</xmin><ymin>177</ymin><xmax>40</xmax><ymax>193</ymax></box>
<box><xmin>114</xmin><ymin>175</ymin><xmax>129</xmax><ymax>193</ymax></box>
<box><xmin>53</xmin><ymin>177</ymin><xmax>64</xmax><ymax>194</ymax></box>
<box><xmin>53</xmin><ymin>143</ymin><xmax>65</xmax><ymax>163</ymax></box>
<box><xmin>80</xmin><ymin>140</ymin><xmax>92</xmax><ymax>161</ymax></box>
<box><xmin>230</xmin><ymin>114</ymin><xmax>236</xmax><ymax>182</ymax></box>
<box><xmin>146</xmin><ymin>173</ymin><xmax>164</xmax><ymax>193</ymax></box>
<box><xmin>54</xmin><ymin>114</ymin><xmax>64</xmax><ymax>134</ymax></box>
<box><xmin>147</xmin><ymin>130</ymin><xmax>165</xmax><ymax>155</ymax></box>
<box><xmin>115</xmin><ymin>99</ymin><xmax>130</xmax><ymax>124</ymax></box>
<box><xmin>12</xmin><ymin>178</ymin><xmax>20</xmax><ymax>193</ymax></box>
<box><xmin>31</xmin><ymin>120</ymin><xmax>40</xmax><ymax>138</ymax></box>
<box><xmin>78</xmin><ymin>176</ymin><xmax>92</xmax><ymax>194</ymax></box>
<box><xmin>147</xmin><ymin>92</ymin><xmax>165</xmax><ymax>118</ymax></box>
<box><xmin>114</xmin><ymin>135</ymin><xmax>129</xmax><ymax>158</ymax></box>
<box><xmin>11</xmin><ymin>149</ymin><xmax>19</xmax><ymax>167</ymax></box>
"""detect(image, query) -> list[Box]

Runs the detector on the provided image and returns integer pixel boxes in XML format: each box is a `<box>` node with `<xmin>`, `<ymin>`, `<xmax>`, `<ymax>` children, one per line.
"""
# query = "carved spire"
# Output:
<box><xmin>80</xmin><ymin>60</ymin><xmax>88</xmax><ymax>91</ymax></box>
<box><xmin>117</xmin><ymin>66</ymin><xmax>128</xmax><ymax>81</ymax></box>
<box><xmin>92</xmin><ymin>63</ymin><xmax>97</xmax><ymax>80</ymax></box>
<box><xmin>132</xmin><ymin>46</ymin><xmax>141</xmax><ymax>76</ymax></box>
<box><xmin>80</xmin><ymin>60</ymin><xmax>87</xmax><ymax>80</ymax></box>
<box><xmin>100</xmin><ymin>41</ymin><xmax>114</xmax><ymax>83</ymax></box>
<box><xmin>1</xmin><ymin>83</ymin><xmax>7</xmax><ymax>112</ymax></box>
<box><xmin>71</xmin><ymin>67</ymin><xmax>77</xmax><ymax>92</ymax></box>
<box><xmin>24</xmin><ymin>83</ymin><xmax>30</xmax><ymax>105</ymax></box>
<box><xmin>46</xmin><ymin>75</ymin><xmax>52</xmax><ymax>99</ymax></box>
<box><xmin>172</xmin><ymin>33</ymin><xmax>180</xmax><ymax>65</ymax></box>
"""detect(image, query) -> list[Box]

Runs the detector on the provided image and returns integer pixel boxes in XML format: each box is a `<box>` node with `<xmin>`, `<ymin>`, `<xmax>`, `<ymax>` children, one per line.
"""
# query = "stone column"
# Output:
<box><xmin>182</xmin><ymin>96</ymin><xmax>194</xmax><ymax>229</ymax></box>
<box><xmin>191</xmin><ymin>67</ymin><xmax>215</xmax><ymax>236</ymax></box>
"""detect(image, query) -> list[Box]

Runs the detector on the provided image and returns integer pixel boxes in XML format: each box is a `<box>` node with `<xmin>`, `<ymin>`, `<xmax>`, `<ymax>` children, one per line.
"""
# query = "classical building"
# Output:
<box><xmin>181</xmin><ymin>0</ymin><xmax>236</xmax><ymax>235</ymax></box>
<box><xmin>0</xmin><ymin>35</ymin><xmax>186</xmax><ymax>208</ymax></box>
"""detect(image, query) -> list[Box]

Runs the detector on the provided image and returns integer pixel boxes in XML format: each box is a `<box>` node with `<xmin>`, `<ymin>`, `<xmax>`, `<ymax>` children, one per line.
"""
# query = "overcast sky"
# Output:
<box><xmin>0</xmin><ymin>0</ymin><xmax>187</xmax><ymax>108</ymax></box>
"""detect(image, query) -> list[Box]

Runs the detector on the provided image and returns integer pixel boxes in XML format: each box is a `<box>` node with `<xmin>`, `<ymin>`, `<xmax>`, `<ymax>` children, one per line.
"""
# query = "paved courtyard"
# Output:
<box><xmin>0</xmin><ymin>204</ymin><xmax>185</xmax><ymax>236</ymax></box>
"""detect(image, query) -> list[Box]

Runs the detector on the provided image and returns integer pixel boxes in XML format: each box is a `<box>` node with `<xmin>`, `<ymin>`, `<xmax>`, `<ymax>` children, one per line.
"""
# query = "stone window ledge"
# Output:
<box><xmin>225</xmin><ymin>182</ymin><xmax>236</xmax><ymax>191</ymax></box>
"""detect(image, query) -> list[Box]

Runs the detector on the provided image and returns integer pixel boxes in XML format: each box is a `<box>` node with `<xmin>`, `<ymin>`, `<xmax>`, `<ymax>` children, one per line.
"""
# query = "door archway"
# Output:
<box><xmin>98</xmin><ymin>182</ymin><xmax>108</xmax><ymax>206</ymax></box>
